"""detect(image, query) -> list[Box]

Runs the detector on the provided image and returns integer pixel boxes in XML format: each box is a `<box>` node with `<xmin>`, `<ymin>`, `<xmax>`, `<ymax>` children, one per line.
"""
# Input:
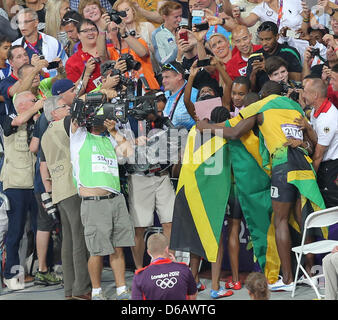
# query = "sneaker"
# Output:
<box><xmin>92</xmin><ymin>291</ymin><xmax>107</xmax><ymax>300</ymax></box>
<box><xmin>268</xmin><ymin>277</ymin><xmax>294</xmax><ymax>292</ymax></box>
<box><xmin>196</xmin><ymin>281</ymin><xmax>206</xmax><ymax>292</ymax></box>
<box><xmin>210</xmin><ymin>287</ymin><xmax>234</xmax><ymax>299</ymax></box>
<box><xmin>3</xmin><ymin>277</ymin><xmax>25</xmax><ymax>291</ymax></box>
<box><xmin>34</xmin><ymin>271</ymin><xmax>62</xmax><ymax>286</ymax></box>
<box><xmin>225</xmin><ymin>280</ymin><xmax>242</xmax><ymax>290</ymax></box>
<box><xmin>116</xmin><ymin>289</ymin><xmax>131</xmax><ymax>300</ymax></box>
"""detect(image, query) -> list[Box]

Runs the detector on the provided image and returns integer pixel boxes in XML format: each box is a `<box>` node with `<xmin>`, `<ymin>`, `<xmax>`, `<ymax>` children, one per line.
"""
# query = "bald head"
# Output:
<box><xmin>231</xmin><ymin>25</ymin><xmax>253</xmax><ymax>56</ymax></box>
<box><xmin>147</xmin><ymin>233</ymin><xmax>169</xmax><ymax>257</ymax></box>
<box><xmin>305</xmin><ymin>78</ymin><xmax>327</xmax><ymax>98</ymax></box>
<box><xmin>13</xmin><ymin>91</ymin><xmax>35</xmax><ymax>113</ymax></box>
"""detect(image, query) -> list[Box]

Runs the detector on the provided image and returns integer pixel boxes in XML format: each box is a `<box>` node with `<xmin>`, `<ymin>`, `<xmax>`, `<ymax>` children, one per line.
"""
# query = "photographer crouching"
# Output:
<box><xmin>70</xmin><ymin>86</ymin><xmax>135</xmax><ymax>300</ymax></box>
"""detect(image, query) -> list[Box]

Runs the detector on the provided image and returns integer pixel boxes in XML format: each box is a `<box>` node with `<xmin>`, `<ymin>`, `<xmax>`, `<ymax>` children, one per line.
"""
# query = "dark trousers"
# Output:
<box><xmin>4</xmin><ymin>188</ymin><xmax>37</xmax><ymax>279</ymax></box>
<box><xmin>317</xmin><ymin>159</ymin><xmax>338</xmax><ymax>208</ymax></box>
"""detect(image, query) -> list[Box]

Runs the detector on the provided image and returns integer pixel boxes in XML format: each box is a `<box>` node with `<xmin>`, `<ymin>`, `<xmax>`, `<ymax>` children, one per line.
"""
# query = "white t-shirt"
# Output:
<box><xmin>310</xmin><ymin>103</ymin><xmax>338</xmax><ymax>162</ymax></box>
<box><xmin>251</xmin><ymin>0</ymin><xmax>303</xmax><ymax>31</ymax></box>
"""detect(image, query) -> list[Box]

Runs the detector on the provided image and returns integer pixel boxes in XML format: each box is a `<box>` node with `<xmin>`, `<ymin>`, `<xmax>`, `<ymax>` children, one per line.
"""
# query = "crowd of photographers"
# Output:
<box><xmin>0</xmin><ymin>0</ymin><xmax>337</xmax><ymax>301</ymax></box>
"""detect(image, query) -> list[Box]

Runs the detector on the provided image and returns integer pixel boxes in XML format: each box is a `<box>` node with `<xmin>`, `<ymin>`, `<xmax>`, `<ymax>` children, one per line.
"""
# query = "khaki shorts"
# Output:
<box><xmin>128</xmin><ymin>174</ymin><xmax>175</xmax><ymax>228</ymax></box>
<box><xmin>80</xmin><ymin>194</ymin><xmax>135</xmax><ymax>256</ymax></box>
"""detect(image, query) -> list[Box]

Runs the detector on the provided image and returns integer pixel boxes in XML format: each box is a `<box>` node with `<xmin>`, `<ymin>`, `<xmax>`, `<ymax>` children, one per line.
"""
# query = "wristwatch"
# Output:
<box><xmin>121</xmin><ymin>32</ymin><xmax>129</xmax><ymax>38</ymax></box>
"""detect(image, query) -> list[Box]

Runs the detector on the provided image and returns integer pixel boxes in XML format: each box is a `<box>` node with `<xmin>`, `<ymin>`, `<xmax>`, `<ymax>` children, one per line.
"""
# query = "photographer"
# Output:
<box><xmin>265</xmin><ymin>56</ymin><xmax>303</xmax><ymax>102</ymax></box>
<box><xmin>70</xmin><ymin>102</ymin><xmax>135</xmax><ymax>300</ymax></box>
<box><xmin>125</xmin><ymin>89</ymin><xmax>177</xmax><ymax>271</ymax></box>
<box><xmin>97</xmin><ymin>15</ymin><xmax>160</xmax><ymax>90</ymax></box>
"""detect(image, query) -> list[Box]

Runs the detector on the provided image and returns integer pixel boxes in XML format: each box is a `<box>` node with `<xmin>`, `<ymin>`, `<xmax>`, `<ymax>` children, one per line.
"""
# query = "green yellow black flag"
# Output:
<box><xmin>170</xmin><ymin>126</ymin><xmax>231</xmax><ymax>263</ymax></box>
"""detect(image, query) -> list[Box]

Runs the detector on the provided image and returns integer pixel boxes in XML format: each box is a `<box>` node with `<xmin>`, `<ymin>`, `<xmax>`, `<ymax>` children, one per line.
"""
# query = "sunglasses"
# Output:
<box><xmin>162</xmin><ymin>63</ymin><xmax>180</xmax><ymax>74</ymax></box>
<box><xmin>62</xmin><ymin>17</ymin><xmax>79</xmax><ymax>25</ymax></box>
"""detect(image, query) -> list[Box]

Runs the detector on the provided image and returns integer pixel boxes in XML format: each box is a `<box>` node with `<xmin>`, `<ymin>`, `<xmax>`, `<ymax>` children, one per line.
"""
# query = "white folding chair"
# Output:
<box><xmin>291</xmin><ymin>206</ymin><xmax>338</xmax><ymax>299</ymax></box>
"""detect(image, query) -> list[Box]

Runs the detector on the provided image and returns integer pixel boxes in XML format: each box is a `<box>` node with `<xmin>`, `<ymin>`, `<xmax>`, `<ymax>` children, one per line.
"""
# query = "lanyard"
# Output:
<box><xmin>276</xmin><ymin>0</ymin><xmax>283</xmax><ymax>30</ymax></box>
<box><xmin>168</xmin><ymin>84</ymin><xmax>186</xmax><ymax>120</ymax></box>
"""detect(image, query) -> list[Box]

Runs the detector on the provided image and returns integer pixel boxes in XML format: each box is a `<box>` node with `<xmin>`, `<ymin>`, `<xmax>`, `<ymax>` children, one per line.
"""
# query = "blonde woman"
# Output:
<box><xmin>113</xmin><ymin>0</ymin><xmax>159</xmax><ymax>73</ymax></box>
<box><xmin>45</xmin><ymin>0</ymin><xmax>70</xmax><ymax>46</ymax></box>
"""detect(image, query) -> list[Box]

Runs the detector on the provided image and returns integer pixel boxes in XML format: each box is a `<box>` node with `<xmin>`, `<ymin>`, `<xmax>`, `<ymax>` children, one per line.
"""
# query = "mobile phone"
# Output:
<box><xmin>194</xmin><ymin>22</ymin><xmax>209</xmax><ymax>32</ymax></box>
<box><xmin>191</xmin><ymin>10</ymin><xmax>204</xmax><ymax>17</ymax></box>
<box><xmin>47</xmin><ymin>61</ymin><xmax>59</xmax><ymax>69</ymax></box>
<box><xmin>179</xmin><ymin>30</ymin><xmax>188</xmax><ymax>41</ymax></box>
<box><xmin>197</xmin><ymin>58</ymin><xmax>210</xmax><ymax>67</ymax></box>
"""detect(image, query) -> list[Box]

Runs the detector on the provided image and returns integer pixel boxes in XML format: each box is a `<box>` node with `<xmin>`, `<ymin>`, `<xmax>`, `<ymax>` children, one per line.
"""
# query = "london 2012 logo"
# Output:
<box><xmin>155</xmin><ymin>277</ymin><xmax>178</xmax><ymax>289</ymax></box>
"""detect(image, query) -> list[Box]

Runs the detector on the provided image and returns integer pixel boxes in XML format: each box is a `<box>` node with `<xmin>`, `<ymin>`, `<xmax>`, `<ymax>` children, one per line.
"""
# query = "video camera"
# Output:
<box><xmin>280</xmin><ymin>80</ymin><xmax>303</xmax><ymax>102</ymax></box>
<box><xmin>70</xmin><ymin>90</ymin><xmax>166</xmax><ymax>127</ymax></box>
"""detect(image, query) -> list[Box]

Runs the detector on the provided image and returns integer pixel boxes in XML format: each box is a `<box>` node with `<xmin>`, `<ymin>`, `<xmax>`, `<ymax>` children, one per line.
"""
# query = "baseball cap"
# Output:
<box><xmin>52</xmin><ymin>79</ymin><xmax>75</xmax><ymax>96</ymax></box>
<box><xmin>161</xmin><ymin>61</ymin><xmax>185</xmax><ymax>75</ymax></box>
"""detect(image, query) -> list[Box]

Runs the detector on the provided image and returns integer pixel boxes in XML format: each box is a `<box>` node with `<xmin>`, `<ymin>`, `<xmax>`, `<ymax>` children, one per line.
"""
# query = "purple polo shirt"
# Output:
<box><xmin>131</xmin><ymin>258</ymin><xmax>197</xmax><ymax>300</ymax></box>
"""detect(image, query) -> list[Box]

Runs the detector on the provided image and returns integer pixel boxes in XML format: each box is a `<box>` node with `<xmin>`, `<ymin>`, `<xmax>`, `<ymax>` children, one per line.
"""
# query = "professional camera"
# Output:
<box><xmin>280</xmin><ymin>80</ymin><xmax>303</xmax><ymax>102</ymax></box>
<box><xmin>107</xmin><ymin>9</ymin><xmax>126</xmax><ymax>24</ymax></box>
<box><xmin>118</xmin><ymin>53</ymin><xmax>141</xmax><ymax>71</ymax></box>
<box><xmin>70</xmin><ymin>91</ymin><xmax>166</xmax><ymax>127</ymax></box>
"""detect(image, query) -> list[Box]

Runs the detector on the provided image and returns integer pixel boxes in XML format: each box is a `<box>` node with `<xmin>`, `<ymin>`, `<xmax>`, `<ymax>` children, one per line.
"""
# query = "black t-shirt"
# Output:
<box><xmin>246</xmin><ymin>43</ymin><xmax>302</xmax><ymax>92</ymax></box>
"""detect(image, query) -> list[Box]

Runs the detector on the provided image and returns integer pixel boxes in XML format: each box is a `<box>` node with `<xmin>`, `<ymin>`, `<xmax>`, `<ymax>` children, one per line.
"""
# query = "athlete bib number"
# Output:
<box><xmin>281</xmin><ymin>124</ymin><xmax>303</xmax><ymax>141</ymax></box>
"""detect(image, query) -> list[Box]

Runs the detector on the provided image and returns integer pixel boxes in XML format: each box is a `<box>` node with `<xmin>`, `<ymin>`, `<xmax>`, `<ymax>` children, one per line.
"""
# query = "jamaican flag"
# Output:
<box><xmin>236</xmin><ymin>95</ymin><xmax>327</xmax><ymax>282</ymax></box>
<box><xmin>170</xmin><ymin>126</ymin><xmax>231</xmax><ymax>262</ymax></box>
<box><xmin>225</xmin><ymin>116</ymin><xmax>279</xmax><ymax>282</ymax></box>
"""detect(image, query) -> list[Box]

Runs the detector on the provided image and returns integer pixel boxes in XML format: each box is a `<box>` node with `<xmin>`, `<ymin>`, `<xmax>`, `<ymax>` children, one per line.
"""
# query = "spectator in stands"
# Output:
<box><xmin>245</xmin><ymin>272</ymin><xmax>270</xmax><ymax>300</ymax></box>
<box><xmin>162</xmin><ymin>61</ymin><xmax>196</xmax><ymax>130</ymax></box>
<box><xmin>300</xmin><ymin>77</ymin><xmax>338</xmax><ymax>208</ymax></box>
<box><xmin>60</xmin><ymin>10</ymin><xmax>82</xmax><ymax>56</ymax></box>
<box><xmin>132</xmin><ymin>0</ymin><xmax>164</xmax><ymax>27</ymax></box>
<box><xmin>12</xmin><ymin>8</ymin><xmax>68</xmax><ymax>77</ymax></box>
<box><xmin>70</xmin><ymin>0</ymin><xmax>112</xmax><ymax>12</ymax></box>
<box><xmin>112</xmin><ymin>0</ymin><xmax>159</xmax><ymax>74</ymax></box>
<box><xmin>226</xmin><ymin>25</ymin><xmax>262</xmax><ymax>80</ymax></box>
<box><xmin>152</xmin><ymin>1</ymin><xmax>182</xmax><ymax>65</ymax></box>
<box><xmin>97</xmin><ymin>18</ymin><xmax>160</xmax><ymax>90</ymax></box>
<box><xmin>322</xmin><ymin>245</ymin><xmax>338</xmax><ymax>300</ymax></box>
<box><xmin>44</xmin><ymin>0</ymin><xmax>71</xmax><ymax>48</ymax></box>
<box><xmin>0</xmin><ymin>46</ymin><xmax>30</xmax><ymax>118</ymax></box>
<box><xmin>232</xmin><ymin>0</ymin><xmax>303</xmax><ymax>33</ymax></box>
<box><xmin>21</xmin><ymin>0</ymin><xmax>47</xmax><ymax>32</ymax></box>
<box><xmin>78</xmin><ymin>0</ymin><xmax>107</xmax><ymax>31</ymax></box>
<box><xmin>221</xmin><ymin>0</ymin><xmax>262</xmax><ymax>44</ymax></box>
<box><xmin>1</xmin><ymin>92</ymin><xmax>44</xmax><ymax>290</ymax></box>
<box><xmin>131</xmin><ymin>233</ymin><xmax>197</xmax><ymax>300</ymax></box>
<box><xmin>65</xmin><ymin>19</ymin><xmax>101</xmax><ymax>93</ymax></box>
<box><xmin>40</xmin><ymin>95</ymin><xmax>91</xmax><ymax>300</ymax></box>
<box><xmin>246</xmin><ymin>21</ymin><xmax>302</xmax><ymax>92</ymax></box>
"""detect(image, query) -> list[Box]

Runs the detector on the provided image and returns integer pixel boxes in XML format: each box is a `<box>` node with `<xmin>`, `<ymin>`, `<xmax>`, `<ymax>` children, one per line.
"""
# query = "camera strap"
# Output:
<box><xmin>21</xmin><ymin>33</ymin><xmax>43</xmax><ymax>56</ymax></box>
<box><xmin>276</xmin><ymin>0</ymin><xmax>283</xmax><ymax>30</ymax></box>
<box><xmin>168</xmin><ymin>84</ymin><xmax>186</xmax><ymax>121</ymax></box>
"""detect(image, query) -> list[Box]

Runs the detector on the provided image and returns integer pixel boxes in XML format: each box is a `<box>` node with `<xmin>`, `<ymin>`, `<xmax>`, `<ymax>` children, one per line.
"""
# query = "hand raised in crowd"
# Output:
<box><xmin>189</xmin><ymin>59</ymin><xmax>201</xmax><ymax>77</ymax></box>
<box><xmin>115</xmin><ymin>59</ymin><xmax>127</xmax><ymax>73</ymax></box>
<box><xmin>332</xmin><ymin>245</ymin><xmax>338</xmax><ymax>253</ymax></box>
<box><xmin>304</xmin><ymin>46</ymin><xmax>313</xmax><ymax>65</ymax></box>
<box><xmin>251</xmin><ymin>57</ymin><xmax>265</xmax><ymax>74</ymax></box>
<box><xmin>191</xmin><ymin>27</ymin><xmax>208</xmax><ymax>43</ymax></box>
<box><xmin>301</xmin><ymin>1</ymin><xmax>311</xmax><ymax>19</ymax></box>
<box><xmin>177</xmin><ymin>30</ymin><xmax>196</xmax><ymax>53</ymax></box>
<box><xmin>100</xmin><ymin>88</ymin><xmax>118</xmax><ymax>100</ymax></box>
<box><xmin>97</xmin><ymin>12</ymin><xmax>111</xmax><ymax>32</ymax></box>
<box><xmin>84</xmin><ymin>57</ymin><xmax>97</xmax><ymax>77</ymax></box>
<box><xmin>322</xmin><ymin>65</ymin><xmax>332</xmax><ymax>84</ymax></box>
<box><xmin>196</xmin><ymin>119</ymin><xmax>211</xmax><ymax>131</ymax></box>
<box><xmin>103</xmin><ymin>119</ymin><xmax>117</xmax><ymax>133</ymax></box>
<box><xmin>323</xmin><ymin>34</ymin><xmax>337</xmax><ymax>50</ymax></box>
<box><xmin>102</xmin><ymin>73</ymin><xmax>121</xmax><ymax>89</ymax></box>
<box><xmin>34</xmin><ymin>97</ymin><xmax>46</xmax><ymax>112</ymax></box>
<box><xmin>31</xmin><ymin>54</ymin><xmax>49</xmax><ymax>71</ymax></box>
<box><xmin>279</xmin><ymin>26</ymin><xmax>290</xmax><ymax>38</ymax></box>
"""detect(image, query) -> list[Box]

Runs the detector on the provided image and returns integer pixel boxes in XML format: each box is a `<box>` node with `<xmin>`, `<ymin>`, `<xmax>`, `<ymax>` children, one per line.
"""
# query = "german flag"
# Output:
<box><xmin>170</xmin><ymin>126</ymin><xmax>231</xmax><ymax>262</ymax></box>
